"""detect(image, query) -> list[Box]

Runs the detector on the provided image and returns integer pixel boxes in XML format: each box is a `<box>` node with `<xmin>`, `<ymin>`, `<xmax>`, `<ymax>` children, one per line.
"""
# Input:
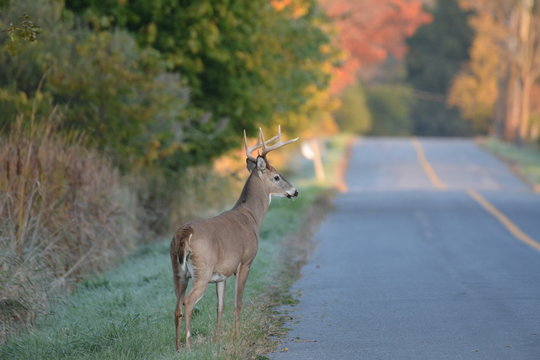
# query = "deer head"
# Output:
<box><xmin>244</xmin><ymin>126</ymin><xmax>299</xmax><ymax>199</ymax></box>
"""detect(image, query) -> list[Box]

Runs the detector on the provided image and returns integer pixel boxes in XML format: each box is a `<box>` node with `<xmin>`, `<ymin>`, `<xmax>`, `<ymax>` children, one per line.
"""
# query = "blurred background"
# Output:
<box><xmin>1</xmin><ymin>0</ymin><xmax>539</xmax><ymax>347</ymax></box>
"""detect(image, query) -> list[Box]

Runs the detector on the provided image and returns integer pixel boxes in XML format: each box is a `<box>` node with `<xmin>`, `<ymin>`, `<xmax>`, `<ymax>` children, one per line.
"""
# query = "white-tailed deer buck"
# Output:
<box><xmin>170</xmin><ymin>126</ymin><xmax>298</xmax><ymax>350</ymax></box>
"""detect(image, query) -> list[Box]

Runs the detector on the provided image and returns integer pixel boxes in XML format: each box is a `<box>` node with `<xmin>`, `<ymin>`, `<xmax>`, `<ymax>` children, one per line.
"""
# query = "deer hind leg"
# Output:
<box><xmin>173</xmin><ymin>273</ymin><xmax>188</xmax><ymax>351</ymax></box>
<box><xmin>184</xmin><ymin>270</ymin><xmax>211</xmax><ymax>350</ymax></box>
<box><xmin>215</xmin><ymin>280</ymin><xmax>226</xmax><ymax>339</ymax></box>
<box><xmin>234</xmin><ymin>264</ymin><xmax>251</xmax><ymax>337</ymax></box>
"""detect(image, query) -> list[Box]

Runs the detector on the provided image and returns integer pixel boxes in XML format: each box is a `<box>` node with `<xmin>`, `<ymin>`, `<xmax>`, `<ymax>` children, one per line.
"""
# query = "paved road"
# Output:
<box><xmin>271</xmin><ymin>138</ymin><xmax>540</xmax><ymax>360</ymax></box>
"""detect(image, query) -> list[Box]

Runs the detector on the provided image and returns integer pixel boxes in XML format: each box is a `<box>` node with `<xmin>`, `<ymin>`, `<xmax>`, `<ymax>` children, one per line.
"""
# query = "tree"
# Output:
<box><xmin>0</xmin><ymin>0</ymin><xmax>191</xmax><ymax>169</ymax></box>
<box><xmin>458</xmin><ymin>0</ymin><xmax>540</xmax><ymax>143</ymax></box>
<box><xmin>366</xmin><ymin>84</ymin><xmax>414</xmax><ymax>136</ymax></box>
<box><xmin>332</xmin><ymin>84</ymin><xmax>372</xmax><ymax>134</ymax></box>
<box><xmin>319</xmin><ymin>0</ymin><xmax>432</xmax><ymax>93</ymax></box>
<box><xmin>448</xmin><ymin>12</ymin><xmax>503</xmax><ymax>134</ymax></box>
<box><xmin>65</xmin><ymin>0</ymin><xmax>334</xmax><ymax>149</ymax></box>
<box><xmin>405</xmin><ymin>0</ymin><xmax>475</xmax><ymax>136</ymax></box>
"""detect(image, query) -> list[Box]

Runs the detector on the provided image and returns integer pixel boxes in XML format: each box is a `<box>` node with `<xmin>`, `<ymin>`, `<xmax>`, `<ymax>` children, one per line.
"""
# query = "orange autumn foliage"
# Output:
<box><xmin>320</xmin><ymin>0</ymin><xmax>432</xmax><ymax>93</ymax></box>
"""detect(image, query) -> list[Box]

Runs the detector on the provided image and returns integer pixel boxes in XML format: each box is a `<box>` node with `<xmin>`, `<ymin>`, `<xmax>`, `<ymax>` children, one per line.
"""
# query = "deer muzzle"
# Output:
<box><xmin>287</xmin><ymin>189</ymin><xmax>299</xmax><ymax>199</ymax></box>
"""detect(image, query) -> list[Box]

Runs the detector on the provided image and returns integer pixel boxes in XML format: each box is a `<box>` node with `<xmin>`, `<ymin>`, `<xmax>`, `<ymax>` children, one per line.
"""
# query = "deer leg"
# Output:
<box><xmin>234</xmin><ymin>264</ymin><xmax>251</xmax><ymax>337</ymax></box>
<box><xmin>184</xmin><ymin>273</ymin><xmax>211</xmax><ymax>350</ymax></box>
<box><xmin>215</xmin><ymin>280</ymin><xmax>226</xmax><ymax>339</ymax></box>
<box><xmin>173</xmin><ymin>273</ymin><xmax>188</xmax><ymax>352</ymax></box>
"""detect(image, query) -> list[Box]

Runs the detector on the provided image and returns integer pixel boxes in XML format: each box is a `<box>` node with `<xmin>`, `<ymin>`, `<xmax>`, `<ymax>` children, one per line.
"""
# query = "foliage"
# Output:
<box><xmin>1</xmin><ymin>0</ymin><xmax>336</xmax><ymax>169</ymax></box>
<box><xmin>0</xmin><ymin>118</ymin><xmax>138</xmax><ymax>342</ymax></box>
<box><xmin>0</xmin><ymin>0</ymin><xmax>194</xmax><ymax>170</ymax></box>
<box><xmin>448</xmin><ymin>11</ymin><xmax>502</xmax><ymax>134</ymax></box>
<box><xmin>405</xmin><ymin>0</ymin><xmax>475</xmax><ymax>136</ymax></box>
<box><xmin>482</xmin><ymin>137</ymin><xmax>540</xmax><ymax>189</ymax></box>
<box><xmin>333</xmin><ymin>84</ymin><xmax>372</xmax><ymax>134</ymax></box>
<box><xmin>65</xmin><ymin>0</ymin><xmax>334</xmax><ymax>153</ymax></box>
<box><xmin>2</xmin><ymin>13</ymin><xmax>41</xmax><ymax>55</ymax></box>
<box><xmin>366</xmin><ymin>84</ymin><xmax>414</xmax><ymax>136</ymax></box>
<box><xmin>319</xmin><ymin>0</ymin><xmax>432</xmax><ymax>92</ymax></box>
<box><xmin>457</xmin><ymin>0</ymin><xmax>540</xmax><ymax>143</ymax></box>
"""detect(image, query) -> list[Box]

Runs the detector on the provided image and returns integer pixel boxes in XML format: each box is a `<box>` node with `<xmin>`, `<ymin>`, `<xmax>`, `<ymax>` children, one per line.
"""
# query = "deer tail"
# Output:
<box><xmin>170</xmin><ymin>226</ymin><xmax>193</xmax><ymax>276</ymax></box>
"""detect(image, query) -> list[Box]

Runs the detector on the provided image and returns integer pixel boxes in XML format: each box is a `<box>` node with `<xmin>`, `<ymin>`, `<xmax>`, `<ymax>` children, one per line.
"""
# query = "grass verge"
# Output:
<box><xmin>480</xmin><ymin>137</ymin><xmax>540</xmax><ymax>191</ymax></box>
<box><xmin>0</xmin><ymin>136</ymin><xmax>352</xmax><ymax>360</ymax></box>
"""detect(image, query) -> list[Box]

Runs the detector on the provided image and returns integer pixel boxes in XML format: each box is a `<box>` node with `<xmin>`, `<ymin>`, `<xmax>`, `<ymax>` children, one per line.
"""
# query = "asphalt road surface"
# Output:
<box><xmin>271</xmin><ymin>138</ymin><xmax>540</xmax><ymax>360</ymax></box>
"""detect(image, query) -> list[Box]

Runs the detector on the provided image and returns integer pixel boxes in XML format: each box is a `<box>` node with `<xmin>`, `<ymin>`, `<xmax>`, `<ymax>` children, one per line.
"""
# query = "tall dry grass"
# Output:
<box><xmin>0</xmin><ymin>118</ymin><xmax>137</xmax><ymax>341</ymax></box>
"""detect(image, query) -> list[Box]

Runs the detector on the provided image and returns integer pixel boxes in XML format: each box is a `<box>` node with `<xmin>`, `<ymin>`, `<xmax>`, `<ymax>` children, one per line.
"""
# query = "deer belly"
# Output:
<box><xmin>184</xmin><ymin>256</ymin><xmax>227</xmax><ymax>283</ymax></box>
<box><xmin>209</xmin><ymin>273</ymin><xmax>227</xmax><ymax>283</ymax></box>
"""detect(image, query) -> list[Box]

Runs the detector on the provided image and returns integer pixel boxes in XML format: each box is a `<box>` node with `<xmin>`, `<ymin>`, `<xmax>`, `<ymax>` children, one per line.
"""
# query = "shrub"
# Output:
<box><xmin>333</xmin><ymin>84</ymin><xmax>372</xmax><ymax>134</ymax></box>
<box><xmin>0</xmin><ymin>119</ymin><xmax>137</xmax><ymax>341</ymax></box>
<box><xmin>366</xmin><ymin>84</ymin><xmax>414</xmax><ymax>136</ymax></box>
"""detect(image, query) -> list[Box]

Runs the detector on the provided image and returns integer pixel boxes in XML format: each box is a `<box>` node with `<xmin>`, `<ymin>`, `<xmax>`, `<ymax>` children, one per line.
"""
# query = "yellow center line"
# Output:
<box><xmin>411</xmin><ymin>138</ymin><xmax>447</xmax><ymax>190</ymax></box>
<box><xmin>409</xmin><ymin>138</ymin><xmax>539</xmax><ymax>252</ymax></box>
<box><xmin>467</xmin><ymin>189</ymin><xmax>540</xmax><ymax>252</ymax></box>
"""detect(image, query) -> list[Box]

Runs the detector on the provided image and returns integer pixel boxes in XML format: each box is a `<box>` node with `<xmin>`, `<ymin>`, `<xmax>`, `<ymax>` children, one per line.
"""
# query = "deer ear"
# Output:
<box><xmin>256</xmin><ymin>156</ymin><xmax>267</xmax><ymax>171</ymax></box>
<box><xmin>246</xmin><ymin>158</ymin><xmax>256</xmax><ymax>172</ymax></box>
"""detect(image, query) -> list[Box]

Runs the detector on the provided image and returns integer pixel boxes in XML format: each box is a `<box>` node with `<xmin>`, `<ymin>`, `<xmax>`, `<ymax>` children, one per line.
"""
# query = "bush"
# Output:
<box><xmin>333</xmin><ymin>84</ymin><xmax>372</xmax><ymax>134</ymax></box>
<box><xmin>366</xmin><ymin>84</ymin><xmax>414</xmax><ymax>136</ymax></box>
<box><xmin>0</xmin><ymin>119</ymin><xmax>138</xmax><ymax>341</ymax></box>
<box><xmin>0</xmin><ymin>0</ymin><xmax>193</xmax><ymax>170</ymax></box>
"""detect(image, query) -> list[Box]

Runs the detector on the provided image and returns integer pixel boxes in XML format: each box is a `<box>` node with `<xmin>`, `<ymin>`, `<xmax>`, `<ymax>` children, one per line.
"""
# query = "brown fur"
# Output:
<box><xmin>170</xmin><ymin>157</ymin><xmax>297</xmax><ymax>351</ymax></box>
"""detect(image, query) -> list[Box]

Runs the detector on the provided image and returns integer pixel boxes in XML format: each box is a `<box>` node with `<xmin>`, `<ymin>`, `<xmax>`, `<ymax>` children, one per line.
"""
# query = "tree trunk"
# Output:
<box><xmin>518</xmin><ymin>75</ymin><xmax>533</xmax><ymax>141</ymax></box>
<box><xmin>503</xmin><ymin>69</ymin><xmax>522</xmax><ymax>142</ymax></box>
<box><xmin>494</xmin><ymin>64</ymin><xmax>508</xmax><ymax>139</ymax></box>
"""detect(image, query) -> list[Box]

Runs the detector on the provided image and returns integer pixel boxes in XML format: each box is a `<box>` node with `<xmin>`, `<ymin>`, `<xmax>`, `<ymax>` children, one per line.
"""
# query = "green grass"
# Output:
<box><xmin>481</xmin><ymin>137</ymin><xmax>540</xmax><ymax>189</ymax></box>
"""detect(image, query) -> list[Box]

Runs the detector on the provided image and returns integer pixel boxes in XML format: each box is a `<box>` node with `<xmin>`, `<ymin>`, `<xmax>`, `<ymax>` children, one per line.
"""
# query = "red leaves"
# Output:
<box><xmin>320</xmin><ymin>0</ymin><xmax>432</xmax><ymax>92</ymax></box>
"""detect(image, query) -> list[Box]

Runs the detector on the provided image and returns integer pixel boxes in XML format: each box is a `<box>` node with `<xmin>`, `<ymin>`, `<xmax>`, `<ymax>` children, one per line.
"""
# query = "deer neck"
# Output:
<box><xmin>234</xmin><ymin>170</ymin><xmax>270</xmax><ymax>227</ymax></box>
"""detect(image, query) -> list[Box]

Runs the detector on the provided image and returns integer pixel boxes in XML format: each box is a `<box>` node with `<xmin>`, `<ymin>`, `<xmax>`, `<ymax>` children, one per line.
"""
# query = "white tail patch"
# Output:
<box><xmin>179</xmin><ymin>233</ymin><xmax>192</xmax><ymax>274</ymax></box>
<box><xmin>186</xmin><ymin>253</ymin><xmax>195</xmax><ymax>280</ymax></box>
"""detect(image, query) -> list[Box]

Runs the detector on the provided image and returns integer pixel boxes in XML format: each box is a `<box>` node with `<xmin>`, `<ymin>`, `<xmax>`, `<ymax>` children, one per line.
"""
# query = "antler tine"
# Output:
<box><xmin>259</xmin><ymin>128</ymin><xmax>265</xmax><ymax>151</ymax></box>
<box><xmin>261</xmin><ymin>125</ymin><xmax>299</xmax><ymax>156</ymax></box>
<box><xmin>244</xmin><ymin>129</ymin><xmax>263</xmax><ymax>161</ymax></box>
<box><xmin>260</xmin><ymin>126</ymin><xmax>284</xmax><ymax>152</ymax></box>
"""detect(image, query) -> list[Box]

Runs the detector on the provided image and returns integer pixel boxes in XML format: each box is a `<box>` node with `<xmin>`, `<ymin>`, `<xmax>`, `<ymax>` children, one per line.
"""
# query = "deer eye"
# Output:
<box><xmin>274</xmin><ymin>175</ymin><xmax>280</xmax><ymax>182</ymax></box>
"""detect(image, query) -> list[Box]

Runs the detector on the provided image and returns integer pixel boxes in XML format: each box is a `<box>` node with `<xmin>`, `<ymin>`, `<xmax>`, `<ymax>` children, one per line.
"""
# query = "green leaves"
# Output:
<box><xmin>3</xmin><ymin>14</ymin><xmax>41</xmax><ymax>55</ymax></box>
<box><xmin>65</xmin><ymin>0</ymin><xmax>333</xmax><ymax>160</ymax></box>
<box><xmin>1</xmin><ymin>0</ymin><xmax>334</xmax><ymax>171</ymax></box>
<box><xmin>405</xmin><ymin>0</ymin><xmax>475</xmax><ymax>136</ymax></box>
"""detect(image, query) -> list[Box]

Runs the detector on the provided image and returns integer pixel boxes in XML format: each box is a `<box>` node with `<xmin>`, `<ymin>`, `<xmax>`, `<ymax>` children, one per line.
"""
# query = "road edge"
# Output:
<box><xmin>263</xmin><ymin>137</ymin><xmax>357</xmax><ymax>356</ymax></box>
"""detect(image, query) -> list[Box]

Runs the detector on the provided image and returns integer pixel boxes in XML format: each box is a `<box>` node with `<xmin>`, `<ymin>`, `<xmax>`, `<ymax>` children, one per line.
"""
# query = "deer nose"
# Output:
<box><xmin>293</xmin><ymin>190</ymin><xmax>299</xmax><ymax>197</ymax></box>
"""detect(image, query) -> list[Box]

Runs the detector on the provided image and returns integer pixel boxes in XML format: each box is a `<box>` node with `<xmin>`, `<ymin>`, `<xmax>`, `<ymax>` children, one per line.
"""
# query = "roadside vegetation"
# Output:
<box><xmin>0</xmin><ymin>136</ymin><xmax>349</xmax><ymax>359</ymax></box>
<box><xmin>0</xmin><ymin>0</ymin><xmax>337</xmax><ymax>344</ymax></box>
<box><xmin>481</xmin><ymin>138</ymin><xmax>540</xmax><ymax>191</ymax></box>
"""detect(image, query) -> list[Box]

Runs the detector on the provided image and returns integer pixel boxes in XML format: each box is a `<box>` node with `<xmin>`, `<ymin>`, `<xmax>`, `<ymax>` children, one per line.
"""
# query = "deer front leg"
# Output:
<box><xmin>184</xmin><ymin>273</ymin><xmax>211</xmax><ymax>350</ymax></box>
<box><xmin>215</xmin><ymin>280</ymin><xmax>226</xmax><ymax>339</ymax></box>
<box><xmin>234</xmin><ymin>264</ymin><xmax>251</xmax><ymax>337</ymax></box>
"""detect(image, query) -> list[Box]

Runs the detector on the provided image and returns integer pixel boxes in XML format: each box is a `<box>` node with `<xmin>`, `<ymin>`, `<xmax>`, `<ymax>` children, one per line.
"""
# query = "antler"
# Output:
<box><xmin>244</xmin><ymin>126</ymin><xmax>299</xmax><ymax>161</ymax></box>
<box><xmin>260</xmin><ymin>125</ymin><xmax>299</xmax><ymax>157</ymax></box>
<box><xmin>244</xmin><ymin>129</ymin><xmax>263</xmax><ymax>162</ymax></box>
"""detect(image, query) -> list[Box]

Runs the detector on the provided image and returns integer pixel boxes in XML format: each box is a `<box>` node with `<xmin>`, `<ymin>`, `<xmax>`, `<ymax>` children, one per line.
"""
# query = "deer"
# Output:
<box><xmin>169</xmin><ymin>126</ymin><xmax>299</xmax><ymax>350</ymax></box>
